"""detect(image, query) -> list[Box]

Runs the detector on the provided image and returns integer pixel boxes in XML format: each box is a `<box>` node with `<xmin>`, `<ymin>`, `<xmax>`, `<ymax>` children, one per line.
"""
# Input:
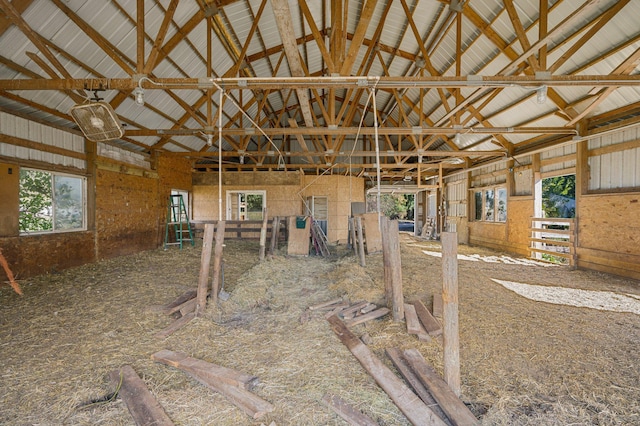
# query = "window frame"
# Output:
<box><xmin>19</xmin><ymin>168</ymin><xmax>87</xmax><ymax>235</ymax></box>
<box><xmin>225</xmin><ymin>190</ymin><xmax>266</xmax><ymax>221</ymax></box>
<box><xmin>472</xmin><ymin>185</ymin><xmax>507</xmax><ymax>223</ymax></box>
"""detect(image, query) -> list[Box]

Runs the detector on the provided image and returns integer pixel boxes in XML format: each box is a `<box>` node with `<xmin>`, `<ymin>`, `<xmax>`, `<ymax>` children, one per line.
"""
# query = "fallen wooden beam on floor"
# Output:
<box><xmin>151</xmin><ymin>349</ymin><xmax>258</xmax><ymax>390</ymax></box>
<box><xmin>327</xmin><ymin>315</ymin><xmax>447</xmax><ymax>426</ymax></box>
<box><xmin>402</xmin><ymin>349</ymin><xmax>477</xmax><ymax>426</ymax></box>
<box><xmin>151</xmin><ymin>350</ymin><xmax>273</xmax><ymax>420</ymax></box>
<box><xmin>344</xmin><ymin>307</ymin><xmax>390</xmax><ymax>327</ymax></box>
<box><xmin>339</xmin><ymin>301</ymin><xmax>370</xmax><ymax>319</ymax></box>
<box><xmin>108</xmin><ymin>365</ymin><xmax>174</xmax><ymax>426</ymax></box>
<box><xmin>161</xmin><ymin>289</ymin><xmax>197</xmax><ymax>315</ymax></box>
<box><xmin>322</xmin><ymin>393</ymin><xmax>380</xmax><ymax>426</ymax></box>
<box><xmin>155</xmin><ymin>312</ymin><xmax>195</xmax><ymax>339</ymax></box>
<box><xmin>308</xmin><ymin>297</ymin><xmax>345</xmax><ymax>311</ymax></box>
<box><xmin>404</xmin><ymin>303</ymin><xmax>431</xmax><ymax>342</ymax></box>
<box><xmin>413</xmin><ymin>300</ymin><xmax>442</xmax><ymax>336</ymax></box>
<box><xmin>385</xmin><ymin>348</ymin><xmax>450</xmax><ymax>425</ymax></box>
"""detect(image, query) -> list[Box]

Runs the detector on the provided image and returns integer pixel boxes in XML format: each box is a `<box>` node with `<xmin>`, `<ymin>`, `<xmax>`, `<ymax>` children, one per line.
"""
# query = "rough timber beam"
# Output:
<box><xmin>4</xmin><ymin>75</ymin><xmax>638</xmax><ymax>91</ymax></box>
<box><xmin>270</xmin><ymin>0</ymin><xmax>314</xmax><ymax>127</ymax></box>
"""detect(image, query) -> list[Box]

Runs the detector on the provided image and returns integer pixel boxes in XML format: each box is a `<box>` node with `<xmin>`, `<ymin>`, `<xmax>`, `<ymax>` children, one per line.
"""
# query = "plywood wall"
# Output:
<box><xmin>577</xmin><ymin>193</ymin><xmax>640</xmax><ymax>279</ymax></box>
<box><xmin>192</xmin><ymin>172</ymin><xmax>365</xmax><ymax>243</ymax></box>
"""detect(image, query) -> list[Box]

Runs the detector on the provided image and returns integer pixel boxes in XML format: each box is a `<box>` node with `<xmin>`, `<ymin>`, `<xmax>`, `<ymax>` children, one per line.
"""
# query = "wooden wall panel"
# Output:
<box><xmin>506</xmin><ymin>198</ymin><xmax>533</xmax><ymax>255</ymax></box>
<box><xmin>0</xmin><ymin>162</ymin><xmax>19</xmax><ymax>236</ymax></box>
<box><xmin>95</xmin><ymin>167</ymin><xmax>161</xmax><ymax>259</ymax></box>
<box><xmin>0</xmin><ymin>231</ymin><xmax>95</xmax><ymax>279</ymax></box>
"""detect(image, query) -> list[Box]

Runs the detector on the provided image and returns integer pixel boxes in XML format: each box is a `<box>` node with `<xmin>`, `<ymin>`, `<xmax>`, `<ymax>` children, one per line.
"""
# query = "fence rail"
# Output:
<box><xmin>529</xmin><ymin>217</ymin><xmax>576</xmax><ymax>266</ymax></box>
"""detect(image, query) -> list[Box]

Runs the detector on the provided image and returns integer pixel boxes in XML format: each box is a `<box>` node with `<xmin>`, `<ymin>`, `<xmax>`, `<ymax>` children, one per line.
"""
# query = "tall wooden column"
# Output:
<box><xmin>441</xmin><ymin>232</ymin><xmax>461</xmax><ymax>396</ymax></box>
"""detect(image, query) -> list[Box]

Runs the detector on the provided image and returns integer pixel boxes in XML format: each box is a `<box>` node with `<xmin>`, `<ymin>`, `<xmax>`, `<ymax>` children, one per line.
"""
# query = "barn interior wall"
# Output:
<box><xmin>453</xmin><ymin>129</ymin><xmax>640</xmax><ymax>280</ymax></box>
<box><xmin>191</xmin><ymin>172</ymin><xmax>365</xmax><ymax>243</ymax></box>
<box><xmin>0</xmin><ymin>111</ymin><xmax>194</xmax><ymax>279</ymax></box>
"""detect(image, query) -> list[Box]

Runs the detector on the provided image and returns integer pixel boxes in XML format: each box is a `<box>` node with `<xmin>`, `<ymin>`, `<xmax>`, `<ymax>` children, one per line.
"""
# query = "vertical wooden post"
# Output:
<box><xmin>381</xmin><ymin>217</ymin><xmax>404</xmax><ymax>322</ymax></box>
<box><xmin>196</xmin><ymin>223</ymin><xmax>215</xmax><ymax>314</ymax></box>
<box><xmin>210</xmin><ymin>221</ymin><xmax>226</xmax><ymax>305</ymax></box>
<box><xmin>380</xmin><ymin>217</ymin><xmax>392</xmax><ymax>307</ymax></box>
<box><xmin>259</xmin><ymin>208</ymin><xmax>269</xmax><ymax>261</ymax></box>
<box><xmin>349</xmin><ymin>217</ymin><xmax>358</xmax><ymax>256</ymax></box>
<box><xmin>269</xmin><ymin>216</ymin><xmax>280</xmax><ymax>256</ymax></box>
<box><xmin>441</xmin><ymin>232</ymin><xmax>461</xmax><ymax>396</ymax></box>
<box><xmin>355</xmin><ymin>216</ymin><xmax>366</xmax><ymax>267</ymax></box>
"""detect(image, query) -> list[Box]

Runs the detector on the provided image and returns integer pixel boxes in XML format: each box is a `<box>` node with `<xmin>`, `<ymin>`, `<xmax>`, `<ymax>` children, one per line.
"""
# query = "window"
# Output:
<box><xmin>226</xmin><ymin>191</ymin><xmax>266</xmax><ymax>220</ymax></box>
<box><xmin>473</xmin><ymin>187</ymin><xmax>507</xmax><ymax>223</ymax></box>
<box><xmin>19</xmin><ymin>169</ymin><xmax>86</xmax><ymax>233</ymax></box>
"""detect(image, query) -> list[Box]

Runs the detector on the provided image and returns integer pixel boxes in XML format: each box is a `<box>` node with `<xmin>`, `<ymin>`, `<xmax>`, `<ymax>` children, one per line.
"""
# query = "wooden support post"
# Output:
<box><xmin>196</xmin><ymin>224</ymin><xmax>215</xmax><ymax>314</ymax></box>
<box><xmin>349</xmin><ymin>217</ymin><xmax>358</xmax><ymax>256</ymax></box>
<box><xmin>259</xmin><ymin>208</ymin><xmax>269</xmax><ymax>261</ymax></box>
<box><xmin>355</xmin><ymin>216</ymin><xmax>366</xmax><ymax>267</ymax></box>
<box><xmin>381</xmin><ymin>218</ymin><xmax>405</xmax><ymax>322</ymax></box>
<box><xmin>441</xmin><ymin>232</ymin><xmax>461</xmax><ymax>397</ymax></box>
<box><xmin>211</xmin><ymin>221</ymin><xmax>226</xmax><ymax>305</ymax></box>
<box><xmin>380</xmin><ymin>217</ymin><xmax>392</xmax><ymax>305</ymax></box>
<box><xmin>269</xmin><ymin>216</ymin><xmax>280</xmax><ymax>255</ymax></box>
<box><xmin>108</xmin><ymin>365</ymin><xmax>174</xmax><ymax>426</ymax></box>
<box><xmin>327</xmin><ymin>315</ymin><xmax>447</xmax><ymax>426</ymax></box>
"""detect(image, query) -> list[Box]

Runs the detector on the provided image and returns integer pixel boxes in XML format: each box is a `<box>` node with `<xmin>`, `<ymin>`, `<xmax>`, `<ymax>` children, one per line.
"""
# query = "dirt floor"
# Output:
<box><xmin>1</xmin><ymin>234</ymin><xmax>639</xmax><ymax>425</ymax></box>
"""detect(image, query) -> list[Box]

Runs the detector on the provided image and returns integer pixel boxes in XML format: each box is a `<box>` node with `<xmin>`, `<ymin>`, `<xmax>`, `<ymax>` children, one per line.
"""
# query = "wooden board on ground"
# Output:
<box><xmin>322</xmin><ymin>393</ymin><xmax>380</xmax><ymax>426</ymax></box>
<box><xmin>151</xmin><ymin>349</ymin><xmax>258</xmax><ymax>390</ymax></box>
<box><xmin>404</xmin><ymin>303</ymin><xmax>431</xmax><ymax>342</ymax></box>
<box><xmin>413</xmin><ymin>300</ymin><xmax>442</xmax><ymax>336</ymax></box>
<box><xmin>155</xmin><ymin>312</ymin><xmax>195</xmax><ymax>339</ymax></box>
<box><xmin>327</xmin><ymin>315</ymin><xmax>447</xmax><ymax>426</ymax></box>
<box><xmin>161</xmin><ymin>289</ymin><xmax>197</xmax><ymax>315</ymax></box>
<box><xmin>287</xmin><ymin>216</ymin><xmax>310</xmax><ymax>256</ymax></box>
<box><xmin>402</xmin><ymin>349</ymin><xmax>477</xmax><ymax>426</ymax></box>
<box><xmin>108</xmin><ymin>365</ymin><xmax>174</xmax><ymax>426</ymax></box>
<box><xmin>152</xmin><ymin>350</ymin><xmax>272</xmax><ymax>419</ymax></box>
<box><xmin>359</xmin><ymin>212</ymin><xmax>382</xmax><ymax>254</ymax></box>
<box><xmin>385</xmin><ymin>348</ymin><xmax>450</xmax><ymax>425</ymax></box>
<box><xmin>344</xmin><ymin>307</ymin><xmax>390</xmax><ymax>327</ymax></box>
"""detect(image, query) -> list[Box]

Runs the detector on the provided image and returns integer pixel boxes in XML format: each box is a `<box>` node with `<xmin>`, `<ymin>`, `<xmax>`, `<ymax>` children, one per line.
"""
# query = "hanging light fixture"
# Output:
<box><xmin>536</xmin><ymin>85</ymin><xmax>548</xmax><ymax>104</ymax></box>
<box><xmin>133</xmin><ymin>87</ymin><xmax>145</xmax><ymax>106</ymax></box>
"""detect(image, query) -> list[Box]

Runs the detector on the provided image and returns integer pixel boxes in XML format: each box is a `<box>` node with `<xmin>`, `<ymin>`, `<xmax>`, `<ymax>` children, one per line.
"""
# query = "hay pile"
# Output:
<box><xmin>1</xmin><ymin>236</ymin><xmax>639</xmax><ymax>425</ymax></box>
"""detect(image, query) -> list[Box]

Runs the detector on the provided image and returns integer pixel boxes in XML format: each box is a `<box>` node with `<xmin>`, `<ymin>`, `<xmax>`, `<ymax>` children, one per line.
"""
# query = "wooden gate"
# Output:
<box><xmin>530</xmin><ymin>217</ymin><xmax>576</xmax><ymax>266</ymax></box>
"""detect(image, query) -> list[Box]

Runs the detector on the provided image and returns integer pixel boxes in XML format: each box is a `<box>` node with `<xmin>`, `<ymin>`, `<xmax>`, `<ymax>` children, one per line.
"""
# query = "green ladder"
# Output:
<box><xmin>164</xmin><ymin>194</ymin><xmax>195</xmax><ymax>249</ymax></box>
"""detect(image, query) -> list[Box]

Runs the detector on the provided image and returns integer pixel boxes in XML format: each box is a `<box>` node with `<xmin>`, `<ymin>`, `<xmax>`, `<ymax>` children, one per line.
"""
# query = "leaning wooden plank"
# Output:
<box><xmin>155</xmin><ymin>312</ymin><xmax>195</xmax><ymax>339</ymax></box>
<box><xmin>413</xmin><ymin>300</ymin><xmax>442</xmax><ymax>336</ymax></box>
<box><xmin>185</xmin><ymin>370</ymin><xmax>273</xmax><ymax>419</ymax></box>
<box><xmin>402</xmin><ymin>349</ymin><xmax>477</xmax><ymax>426</ymax></box>
<box><xmin>0</xmin><ymin>248</ymin><xmax>22</xmax><ymax>295</ymax></box>
<box><xmin>151</xmin><ymin>349</ymin><xmax>258</xmax><ymax>390</ymax></box>
<box><xmin>322</xmin><ymin>393</ymin><xmax>380</xmax><ymax>426</ymax></box>
<box><xmin>308</xmin><ymin>297</ymin><xmax>345</xmax><ymax>311</ymax></box>
<box><xmin>344</xmin><ymin>308</ymin><xmax>390</xmax><ymax>327</ymax></box>
<box><xmin>161</xmin><ymin>289</ymin><xmax>197</xmax><ymax>314</ymax></box>
<box><xmin>327</xmin><ymin>315</ymin><xmax>447</xmax><ymax>426</ymax></box>
<box><xmin>404</xmin><ymin>304</ymin><xmax>431</xmax><ymax>342</ymax></box>
<box><xmin>385</xmin><ymin>348</ymin><xmax>450</xmax><ymax>425</ymax></box>
<box><xmin>108</xmin><ymin>365</ymin><xmax>174</xmax><ymax>426</ymax></box>
<box><xmin>178</xmin><ymin>297</ymin><xmax>197</xmax><ymax>316</ymax></box>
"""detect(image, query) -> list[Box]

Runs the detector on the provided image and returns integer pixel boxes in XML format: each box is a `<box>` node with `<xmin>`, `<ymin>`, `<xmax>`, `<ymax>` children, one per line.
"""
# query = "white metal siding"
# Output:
<box><xmin>588</xmin><ymin>126</ymin><xmax>640</xmax><ymax>190</ymax></box>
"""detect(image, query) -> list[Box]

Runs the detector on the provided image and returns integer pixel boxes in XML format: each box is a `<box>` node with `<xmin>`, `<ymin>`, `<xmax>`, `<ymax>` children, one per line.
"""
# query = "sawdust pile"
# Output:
<box><xmin>1</xmin><ymin>236</ymin><xmax>639</xmax><ymax>425</ymax></box>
